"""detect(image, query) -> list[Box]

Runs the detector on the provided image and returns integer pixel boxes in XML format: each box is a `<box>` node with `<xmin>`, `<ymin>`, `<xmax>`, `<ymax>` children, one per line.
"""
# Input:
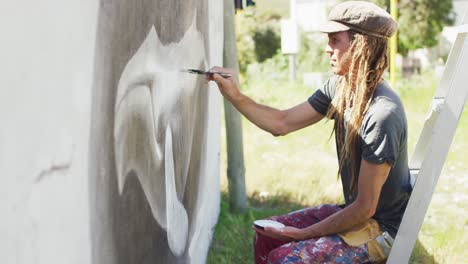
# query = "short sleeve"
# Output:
<box><xmin>361</xmin><ymin>109</ymin><xmax>403</xmax><ymax>166</ymax></box>
<box><xmin>308</xmin><ymin>76</ymin><xmax>339</xmax><ymax>116</ymax></box>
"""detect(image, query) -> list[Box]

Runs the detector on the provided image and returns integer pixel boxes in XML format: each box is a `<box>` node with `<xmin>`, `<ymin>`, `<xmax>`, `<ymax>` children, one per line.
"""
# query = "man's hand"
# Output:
<box><xmin>206</xmin><ymin>66</ymin><xmax>240</xmax><ymax>102</ymax></box>
<box><xmin>253</xmin><ymin>226</ymin><xmax>306</xmax><ymax>242</ymax></box>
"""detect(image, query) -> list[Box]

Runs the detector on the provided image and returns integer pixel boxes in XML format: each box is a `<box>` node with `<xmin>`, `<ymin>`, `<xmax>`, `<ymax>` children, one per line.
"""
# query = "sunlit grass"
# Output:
<box><xmin>209</xmin><ymin>69</ymin><xmax>467</xmax><ymax>263</ymax></box>
<box><xmin>254</xmin><ymin>0</ymin><xmax>290</xmax><ymax>17</ymax></box>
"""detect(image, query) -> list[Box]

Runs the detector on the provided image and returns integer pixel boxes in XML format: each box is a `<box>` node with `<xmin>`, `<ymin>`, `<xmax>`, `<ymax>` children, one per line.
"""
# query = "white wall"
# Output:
<box><xmin>0</xmin><ymin>1</ymin><xmax>98</xmax><ymax>263</ymax></box>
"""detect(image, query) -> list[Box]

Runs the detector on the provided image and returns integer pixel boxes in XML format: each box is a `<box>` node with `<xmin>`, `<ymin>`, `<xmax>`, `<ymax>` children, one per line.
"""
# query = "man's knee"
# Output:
<box><xmin>267</xmin><ymin>243</ymin><xmax>295</xmax><ymax>264</ymax></box>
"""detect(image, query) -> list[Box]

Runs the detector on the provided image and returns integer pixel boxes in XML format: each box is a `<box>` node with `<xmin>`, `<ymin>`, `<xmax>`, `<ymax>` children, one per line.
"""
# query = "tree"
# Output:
<box><xmin>375</xmin><ymin>0</ymin><xmax>455</xmax><ymax>56</ymax></box>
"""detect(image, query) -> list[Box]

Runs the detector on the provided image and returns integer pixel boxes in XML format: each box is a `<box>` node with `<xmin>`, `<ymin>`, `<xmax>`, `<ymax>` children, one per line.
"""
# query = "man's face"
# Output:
<box><xmin>325</xmin><ymin>31</ymin><xmax>352</xmax><ymax>75</ymax></box>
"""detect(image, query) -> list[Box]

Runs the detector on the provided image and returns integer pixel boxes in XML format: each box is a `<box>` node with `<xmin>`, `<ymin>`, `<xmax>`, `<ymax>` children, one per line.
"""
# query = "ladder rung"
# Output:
<box><xmin>458</xmin><ymin>24</ymin><xmax>468</xmax><ymax>33</ymax></box>
<box><xmin>409</xmin><ymin>169</ymin><xmax>419</xmax><ymax>188</ymax></box>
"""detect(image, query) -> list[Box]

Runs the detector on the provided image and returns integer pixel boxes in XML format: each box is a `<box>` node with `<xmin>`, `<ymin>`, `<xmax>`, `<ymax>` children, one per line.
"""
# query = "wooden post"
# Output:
<box><xmin>390</xmin><ymin>0</ymin><xmax>398</xmax><ymax>87</ymax></box>
<box><xmin>289</xmin><ymin>0</ymin><xmax>297</xmax><ymax>81</ymax></box>
<box><xmin>223</xmin><ymin>0</ymin><xmax>247</xmax><ymax>213</ymax></box>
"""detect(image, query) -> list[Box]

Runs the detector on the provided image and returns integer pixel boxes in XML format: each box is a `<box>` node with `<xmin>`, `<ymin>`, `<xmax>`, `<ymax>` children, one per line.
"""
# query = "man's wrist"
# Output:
<box><xmin>231</xmin><ymin>92</ymin><xmax>246</xmax><ymax>107</ymax></box>
<box><xmin>302</xmin><ymin>225</ymin><xmax>320</xmax><ymax>240</ymax></box>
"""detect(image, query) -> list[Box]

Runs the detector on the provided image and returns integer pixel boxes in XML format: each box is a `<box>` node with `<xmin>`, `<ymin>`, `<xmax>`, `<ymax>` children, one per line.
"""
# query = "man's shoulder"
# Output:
<box><xmin>365</xmin><ymin>81</ymin><xmax>407</xmax><ymax>129</ymax></box>
<box><xmin>371</xmin><ymin>81</ymin><xmax>404</xmax><ymax>113</ymax></box>
<box><xmin>320</xmin><ymin>75</ymin><xmax>341</xmax><ymax>98</ymax></box>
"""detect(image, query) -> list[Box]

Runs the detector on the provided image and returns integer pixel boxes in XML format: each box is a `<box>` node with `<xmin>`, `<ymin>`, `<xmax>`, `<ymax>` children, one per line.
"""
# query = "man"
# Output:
<box><xmin>208</xmin><ymin>1</ymin><xmax>412</xmax><ymax>263</ymax></box>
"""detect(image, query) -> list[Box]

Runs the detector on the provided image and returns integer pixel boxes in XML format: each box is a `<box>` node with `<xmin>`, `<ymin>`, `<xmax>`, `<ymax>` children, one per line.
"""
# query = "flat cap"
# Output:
<box><xmin>319</xmin><ymin>1</ymin><xmax>397</xmax><ymax>38</ymax></box>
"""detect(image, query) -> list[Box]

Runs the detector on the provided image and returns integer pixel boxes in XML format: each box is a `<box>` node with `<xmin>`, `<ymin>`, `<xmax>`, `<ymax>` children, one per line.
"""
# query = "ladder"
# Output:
<box><xmin>387</xmin><ymin>8</ymin><xmax>468</xmax><ymax>263</ymax></box>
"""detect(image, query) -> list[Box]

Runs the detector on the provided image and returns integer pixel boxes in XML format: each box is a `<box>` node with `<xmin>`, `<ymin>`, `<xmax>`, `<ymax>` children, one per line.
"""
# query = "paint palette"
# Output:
<box><xmin>254</xmin><ymin>220</ymin><xmax>285</xmax><ymax>230</ymax></box>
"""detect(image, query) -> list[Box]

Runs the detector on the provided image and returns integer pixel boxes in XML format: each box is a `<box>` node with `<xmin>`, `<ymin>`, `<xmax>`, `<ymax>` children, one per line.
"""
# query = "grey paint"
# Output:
<box><xmin>0</xmin><ymin>0</ymin><xmax>222</xmax><ymax>263</ymax></box>
<box><xmin>90</xmin><ymin>1</ymin><xmax>222</xmax><ymax>263</ymax></box>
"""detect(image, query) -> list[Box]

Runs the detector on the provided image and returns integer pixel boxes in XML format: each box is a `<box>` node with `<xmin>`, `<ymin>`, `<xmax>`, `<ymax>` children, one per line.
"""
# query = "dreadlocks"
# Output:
<box><xmin>326</xmin><ymin>31</ymin><xmax>389</xmax><ymax>196</ymax></box>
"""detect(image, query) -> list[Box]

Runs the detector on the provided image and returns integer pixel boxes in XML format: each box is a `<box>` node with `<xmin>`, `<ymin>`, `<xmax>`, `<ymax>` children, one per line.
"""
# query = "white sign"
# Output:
<box><xmin>281</xmin><ymin>19</ymin><xmax>299</xmax><ymax>54</ymax></box>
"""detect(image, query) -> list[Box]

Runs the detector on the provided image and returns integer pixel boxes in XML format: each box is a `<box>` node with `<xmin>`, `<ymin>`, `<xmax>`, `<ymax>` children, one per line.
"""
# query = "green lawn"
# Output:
<box><xmin>207</xmin><ymin>69</ymin><xmax>467</xmax><ymax>263</ymax></box>
<box><xmin>254</xmin><ymin>0</ymin><xmax>290</xmax><ymax>17</ymax></box>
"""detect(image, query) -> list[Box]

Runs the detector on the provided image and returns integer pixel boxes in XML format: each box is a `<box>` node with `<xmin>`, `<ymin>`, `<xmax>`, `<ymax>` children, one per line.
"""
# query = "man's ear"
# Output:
<box><xmin>348</xmin><ymin>30</ymin><xmax>357</xmax><ymax>42</ymax></box>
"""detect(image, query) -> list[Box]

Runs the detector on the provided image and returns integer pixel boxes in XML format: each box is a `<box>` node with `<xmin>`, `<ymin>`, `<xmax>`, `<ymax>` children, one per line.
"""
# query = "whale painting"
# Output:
<box><xmin>88</xmin><ymin>0</ymin><xmax>222</xmax><ymax>263</ymax></box>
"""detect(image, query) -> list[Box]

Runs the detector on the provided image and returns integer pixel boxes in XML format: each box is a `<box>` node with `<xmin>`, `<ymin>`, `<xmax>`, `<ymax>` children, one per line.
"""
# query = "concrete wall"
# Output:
<box><xmin>0</xmin><ymin>1</ymin><xmax>222</xmax><ymax>263</ymax></box>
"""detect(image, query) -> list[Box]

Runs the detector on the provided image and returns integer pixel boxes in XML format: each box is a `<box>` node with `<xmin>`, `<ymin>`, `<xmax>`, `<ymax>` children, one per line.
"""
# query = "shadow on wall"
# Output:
<box><xmin>88</xmin><ymin>0</ymin><xmax>218</xmax><ymax>263</ymax></box>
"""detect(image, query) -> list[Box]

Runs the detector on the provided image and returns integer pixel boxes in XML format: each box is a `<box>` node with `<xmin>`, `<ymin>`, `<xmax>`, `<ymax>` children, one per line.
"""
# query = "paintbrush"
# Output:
<box><xmin>181</xmin><ymin>69</ymin><xmax>232</xmax><ymax>78</ymax></box>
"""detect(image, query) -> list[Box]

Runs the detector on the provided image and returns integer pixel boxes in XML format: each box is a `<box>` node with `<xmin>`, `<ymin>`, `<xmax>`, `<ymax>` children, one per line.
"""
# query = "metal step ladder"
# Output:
<box><xmin>387</xmin><ymin>8</ymin><xmax>468</xmax><ymax>264</ymax></box>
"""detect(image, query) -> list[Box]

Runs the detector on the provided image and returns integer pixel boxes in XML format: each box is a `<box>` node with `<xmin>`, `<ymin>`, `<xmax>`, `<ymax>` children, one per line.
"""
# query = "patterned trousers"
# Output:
<box><xmin>254</xmin><ymin>204</ymin><xmax>373</xmax><ymax>264</ymax></box>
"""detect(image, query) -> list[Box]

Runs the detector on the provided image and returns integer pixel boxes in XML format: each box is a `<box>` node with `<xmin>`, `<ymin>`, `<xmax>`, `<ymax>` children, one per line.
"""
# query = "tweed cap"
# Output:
<box><xmin>319</xmin><ymin>1</ymin><xmax>397</xmax><ymax>38</ymax></box>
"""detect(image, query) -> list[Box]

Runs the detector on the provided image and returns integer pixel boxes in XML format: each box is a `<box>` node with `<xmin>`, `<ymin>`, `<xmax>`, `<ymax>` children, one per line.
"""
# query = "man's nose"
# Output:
<box><xmin>325</xmin><ymin>44</ymin><xmax>333</xmax><ymax>55</ymax></box>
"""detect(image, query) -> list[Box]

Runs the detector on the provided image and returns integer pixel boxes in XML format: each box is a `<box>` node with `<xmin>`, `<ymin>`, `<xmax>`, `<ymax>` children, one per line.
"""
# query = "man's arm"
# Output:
<box><xmin>258</xmin><ymin>159</ymin><xmax>391</xmax><ymax>240</ymax></box>
<box><xmin>208</xmin><ymin>67</ymin><xmax>324</xmax><ymax>136</ymax></box>
<box><xmin>234</xmin><ymin>96</ymin><xmax>324</xmax><ymax>136</ymax></box>
<box><xmin>303</xmin><ymin>159</ymin><xmax>391</xmax><ymax>237</ymax></box>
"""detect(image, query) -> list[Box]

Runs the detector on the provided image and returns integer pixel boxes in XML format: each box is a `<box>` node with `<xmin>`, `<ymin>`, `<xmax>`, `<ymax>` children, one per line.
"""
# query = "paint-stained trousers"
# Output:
<box><xmin>254</xmin><ymin>204</ymin><xmax>373</xmax><ymax>264</ymax></box>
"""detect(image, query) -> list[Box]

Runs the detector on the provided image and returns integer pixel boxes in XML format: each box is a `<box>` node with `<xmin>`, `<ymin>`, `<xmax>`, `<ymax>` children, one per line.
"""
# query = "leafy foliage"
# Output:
<box><xmin>374</xmin><ymin>0</ymin><xmax>455</xmax><ymax>56</ymax></box>
<box><xmin>253</xmin><ymin>28</ymin><xmax>281</xmax><ymax>63</ymax></box>
<box><xmin>235</xmin><ymin>7</ymin><xmax>281</xmax><ymax>73</ymax></box>
<box><xmin>297</xmin><ymin>32</ymin><xmax>330</xmax><ymax>74</ymax></box>
<box><xmin>236</xmin><ymin>8</ymin><xmax>330</xmax><ymax>80</ymax></box>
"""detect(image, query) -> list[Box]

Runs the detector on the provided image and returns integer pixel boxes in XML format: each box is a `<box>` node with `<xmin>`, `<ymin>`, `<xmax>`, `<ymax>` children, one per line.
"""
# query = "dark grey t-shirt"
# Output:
<box><xmin>308</xmin><ymin>75</ymin><xmax>412</xmax><ymax>237</ymax></box>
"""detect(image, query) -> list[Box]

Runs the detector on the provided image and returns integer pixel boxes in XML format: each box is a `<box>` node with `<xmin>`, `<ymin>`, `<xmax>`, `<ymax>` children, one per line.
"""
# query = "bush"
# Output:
<box><xmin>253</xmin><ymin>28</ymin><xmax>281</xmax><ymax>63</ymax></box>
<box><xmin>236</xmin><ymin>7</ymin><xmax>281</xmax><ymax>73</ymax></box>
<box><xmin>297</xmin><ymin>32</ymin><xmax>330</xmax><ymax>74</ymax></box>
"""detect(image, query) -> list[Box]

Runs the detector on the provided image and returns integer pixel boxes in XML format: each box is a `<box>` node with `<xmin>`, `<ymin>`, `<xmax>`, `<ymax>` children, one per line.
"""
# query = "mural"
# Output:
<box><xmin>89</xmin><ymin>0</ymin><xmax>223</xmax><ymax>263</ymax></box>
<box><xmin>114</xmin><ymin>15</ymin><xmax>208</xmax><ymax>257</ymax></box>
<box><xmin>0</xmin><ymin>0</ymin><xmax>222</xmax><ymax>263</ymax></box>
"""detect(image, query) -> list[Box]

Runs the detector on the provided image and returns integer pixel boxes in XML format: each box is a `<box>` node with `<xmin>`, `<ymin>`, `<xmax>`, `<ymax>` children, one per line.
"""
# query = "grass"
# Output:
<box><xmin>254</xmin><ymin>0</ymin><xmax>290</xmax><ymax>17</ymax></box>
<box><xmin>207</xmin><ymin>68</ymin><xmax>468</xmax><ymax>263</ymax></box>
